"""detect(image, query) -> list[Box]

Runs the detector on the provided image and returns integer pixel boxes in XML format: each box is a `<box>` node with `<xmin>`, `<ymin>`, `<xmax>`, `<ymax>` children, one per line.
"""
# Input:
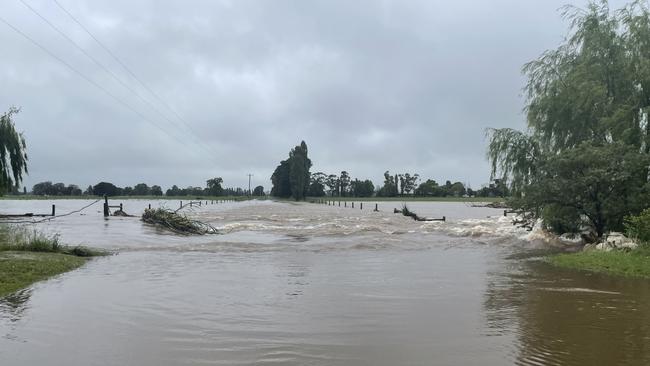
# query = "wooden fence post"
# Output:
<box><xmin>103</xmin><ymin>195</ymin><xmax>109</xmax><ymax>217</ymax></box>
<box><xmin>51</xmin><ymin>204</ymin><xmax>56</xmax><ymax>216</ymax></box>
<box><xmin>360</xmin><ymin>203</ymin><xmax>363</xmax><ymax>210</ymax></box>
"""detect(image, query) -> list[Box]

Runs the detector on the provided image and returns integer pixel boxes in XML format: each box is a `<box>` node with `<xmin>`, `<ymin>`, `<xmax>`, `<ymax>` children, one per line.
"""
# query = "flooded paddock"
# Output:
<box><xmin>0</xmin><ymin>199</ymin><xmax>648</xmax><ymax>365</ymax></box>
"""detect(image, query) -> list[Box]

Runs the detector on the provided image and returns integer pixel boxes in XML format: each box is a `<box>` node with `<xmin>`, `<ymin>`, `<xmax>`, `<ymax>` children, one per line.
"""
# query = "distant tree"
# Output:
<box><xmin>403</xmin><ymin>173</ymin><xmax>420</xmax><ymax>195</ymax></box>
<box><xmin>83</xmin><ymin>185</ymin><xmax>93</xmax><ymax>195</ymax></box>
<box><xmin>325</xmin><ymin>174</ymin><xmax>339</xmax><ymax>197</ymax></box>
<box><xmin>289</xmin><ymin>141</ymin><xmax>312</xmax><ymax>200</ymax></box>
<box><xmin>271</xmin><ymin>160</ymin><xmax>291</xmax><ymax>198</ymax></box>
<box><xmin>67</xmin><ymin>184</ymin><xmax>82</xmax><ymax>196</ymax></box>
<box><xmin>151</xmin><ymin>185</ymin><xmax>163</xmax><ymax>196</ymax></box>
<box><xmin>0</xmin><ymin>107</ymin><xmax>28</xmax><ymax>195</ymax></box>
<box><xmin>93</xmin><ymin>182</ymin><xmax>120</xmax><ymax>196</ymax></box>
<box><xmin>393</xmin><ymin>174</ymin><xmax>399</xmax><ymax>196</ymax></box>
<box><xmin>350</xmin><ymin>179</ymin><xmax>374</xmax><ymax>197</ymax></box>
<box><xmin>253</xmin><ymin>185</ymin><xmax>265</xmax><ymax>196</ymax></box>
<box><xmin>122</xmin><ymin>186</ymin><xmax>133</xmax><ymax>196</ymax></box>
<box><xmin>32</xmin><ymin>181</ymin><xmax>53</xmax><ymax>196</ymax></box>
<box><xmin>51</xmin><ymin>182</ymin><xmax>65</xmax><ymax>195</ymax></box>
<box><xmin>166</xmin><ymin>185</ymin><xmax>181</xmax><ymax>196</ymax></box>
<box><xmin>271</xmin><ymin>141</ymin><xmax>312</xmax><ymax>200</ymax></box>
<box><xmin>415</xmin><ymin>179</ymin><xmax>440</xmax><ymax>196</ymax></box>
<box><xmin>449</xmin><ymin>182</ymin><xmax>466</xmax><ymax>197</ymax></box>
<box><xmin>339</xmin><ymin>171</ymin><xmax>350</xmax><ymax>197</ymax></box>
<box><xmin>206</xmin><ymin>177</ymin><xmax>224</xmax><ymax>196</ymax></box>
<box><xmin>132</xmin><ymin>183</ymin><xmax>150</xmax><ymax>196</ymax></box>
<box><xmin>378</xmin><ymin>171</ymin><xmax>397</xmax><ymax>197</ymax></box>
<box><xmin>308</xmin><ymin>172</ymin><xmax>327</xmax><ymax>197</ymax></box>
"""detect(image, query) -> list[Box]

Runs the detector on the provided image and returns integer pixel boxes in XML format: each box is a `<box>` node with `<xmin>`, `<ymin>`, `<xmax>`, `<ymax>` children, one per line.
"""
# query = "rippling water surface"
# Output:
<box><xmin>0</xmin><ymin>199</ymin><xmax>648</xmax><ymax>365</ymax></box>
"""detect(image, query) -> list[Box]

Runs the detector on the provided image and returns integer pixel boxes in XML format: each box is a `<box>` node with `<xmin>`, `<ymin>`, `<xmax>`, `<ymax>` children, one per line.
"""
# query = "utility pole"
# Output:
<box><xmin>247</xmin><ymin>174</ymin><xmax>253</xmax><ymax>196</ymax></box>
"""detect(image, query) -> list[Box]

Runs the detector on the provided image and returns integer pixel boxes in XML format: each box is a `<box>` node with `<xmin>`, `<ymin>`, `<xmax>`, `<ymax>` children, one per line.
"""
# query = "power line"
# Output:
<box><xmin>52</xmin><ymin>0</ymin><xmax>218</xmax><ymax>157</ymax></box>
<box><xmin>18</xmin><ymin>0</ymin><xmax>216</xmax><ymax>158</ymax></box>
<box><xmin>0</xmin><ymin>14</ymin><xmax>194</xmax><ymax>151</ymax></box>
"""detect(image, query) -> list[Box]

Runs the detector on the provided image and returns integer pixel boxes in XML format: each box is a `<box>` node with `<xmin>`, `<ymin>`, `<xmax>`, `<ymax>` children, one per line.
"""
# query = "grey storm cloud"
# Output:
<box><xmin>0</xmin><ymin>0</ymin><xmax>630</xmax><ymax>191</ymax></box>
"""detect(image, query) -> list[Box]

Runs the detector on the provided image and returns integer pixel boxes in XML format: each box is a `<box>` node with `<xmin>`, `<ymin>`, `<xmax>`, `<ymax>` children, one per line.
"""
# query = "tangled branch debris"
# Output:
<box><xmin>141</xmin><ymin>208</ymin><xmax>218</xmax><ymax>235</ymax></box>
<box><xmin>396</xmin><ymin>205</ymin><xmax>443</xmax><ymax>222</ymax></box>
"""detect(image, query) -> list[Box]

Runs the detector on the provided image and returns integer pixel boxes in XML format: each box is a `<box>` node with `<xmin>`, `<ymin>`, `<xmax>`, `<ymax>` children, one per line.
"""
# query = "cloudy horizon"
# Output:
<box><xmin>0</xmin><ymin>0</ymin><xmax>630</xmax><ymax>192</ymax></box>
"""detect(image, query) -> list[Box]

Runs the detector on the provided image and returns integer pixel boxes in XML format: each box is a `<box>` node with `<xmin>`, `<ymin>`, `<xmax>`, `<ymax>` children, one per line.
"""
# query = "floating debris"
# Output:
<box><xmin>396</xmin><ymin>205</ymin><xmax>445</xmax><ymax>222</ymax></box>
<box><xmin>141</xmin><ymin>208</ymin><xmax>218</xmax><ymax>235</ymax></box>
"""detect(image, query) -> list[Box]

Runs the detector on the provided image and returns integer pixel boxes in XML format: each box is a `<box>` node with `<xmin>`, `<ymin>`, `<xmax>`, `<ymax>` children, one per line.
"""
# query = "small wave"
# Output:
<box><xmin>539</xmin><ymin>287</ymin><xmax>621</xmax><ymax>295</ymax></box>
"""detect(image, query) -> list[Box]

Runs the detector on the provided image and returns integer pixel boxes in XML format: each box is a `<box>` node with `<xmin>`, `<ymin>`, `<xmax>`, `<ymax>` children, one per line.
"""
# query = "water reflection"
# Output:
<box><xmin>484</xmin><ymin>259</ymin><xmax>650</xmax><ymax>366</ymax></box>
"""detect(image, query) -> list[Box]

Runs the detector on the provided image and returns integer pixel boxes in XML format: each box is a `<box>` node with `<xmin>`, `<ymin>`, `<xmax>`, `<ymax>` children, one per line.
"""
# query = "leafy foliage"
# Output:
<box><xmin>0</xmin><ymin>107</ymin><xmax>28</xmax><ymax>195</ymax></box>
<box><xmin>206</xmin><ymin>177</ymin><xmax>224</xmax><ymax>196</ymax></box>
<box><xmin>32</xmin><ymin>181</ymin><xmax>82</xmax><ymax>196</ymax></box>
<box><xmin>252</xmin><ymin>185</ymin><xmax>265</xmax><ymax>196</ymax></box>
<box><xmin>625</xmin><ymin>208</ymin><xmax>650</xmax><ymax>243</ymax></box>
<box><xmin>271</xmin><ymin>141</ymin><xmax>312</xmax><ymax>200</ymax></box>
<box><xmin>487</xmin><ymin>1</ymin><xmax>650</xmax><ymax>237</ymax></box>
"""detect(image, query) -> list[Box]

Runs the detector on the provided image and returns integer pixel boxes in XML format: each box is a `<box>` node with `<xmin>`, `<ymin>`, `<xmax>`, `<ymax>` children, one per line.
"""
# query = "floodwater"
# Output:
<box><xmin>0</xmin><ymin>199</ymin><xmax>648</xmax><ymax>365</ymax></box>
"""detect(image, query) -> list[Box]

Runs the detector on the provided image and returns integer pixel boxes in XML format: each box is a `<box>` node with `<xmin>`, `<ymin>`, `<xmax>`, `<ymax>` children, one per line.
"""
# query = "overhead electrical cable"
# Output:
<box><xmin>18</xmin><ymin>0</ymin><xmax>217</xmax><ymax>159</ymax></box>
<box><xmin>51</xmin><ymin>0</ymin><xmax>221</xmax><ymax>157</ymax></box>
<box><xmin>0</xmin><ymin>14</ymin><xmax>196</xmax><ymax>152</ymax></box>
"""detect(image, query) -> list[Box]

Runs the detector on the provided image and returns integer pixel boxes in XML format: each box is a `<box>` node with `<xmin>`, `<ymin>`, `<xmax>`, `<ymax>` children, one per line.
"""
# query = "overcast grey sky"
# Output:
<box><xmin>0</xmin><ymin>0</ymin><xmax>629</xmax><ymax>191</ymax></box>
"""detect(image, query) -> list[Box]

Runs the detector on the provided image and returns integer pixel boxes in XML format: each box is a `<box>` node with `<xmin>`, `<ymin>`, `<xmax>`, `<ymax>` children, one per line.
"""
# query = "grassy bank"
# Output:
<box><xmin>547</xmin><ymin>246</ymin><xmax>650</xmax><ymax>278</ymax></box>
<box><xmin>0</xmin><ymin>252</ymin><xmax>86</xmax><ymax>298</ymax></box>
<box><xmin>0</xmin><ymin>225</ymin><xmax>106</xmax><ymax>298</ymax></box>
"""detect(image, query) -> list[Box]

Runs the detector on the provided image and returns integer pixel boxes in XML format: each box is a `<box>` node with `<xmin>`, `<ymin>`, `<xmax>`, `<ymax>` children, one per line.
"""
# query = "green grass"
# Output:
<box><xmin>307</xmin><ymin>196</ymin><xmax>505</xmax><ymax>202</ymax></box>
<box><xmin>0</xmin><ymin>226</ymin><xmax>107</xmax><ymax>257</ymax></box>
<box><xmin>547</xmin><ymin>245</ymin><xmax>650</xmax><ymax>278</ymax></box>
<box><xmin>0</xmin><ymin>225</ymin><xmax>107</xmax><ymax>297</ymax></box>
<box><xmin>0</xmin><ymin>251</ymin><xmax>86</xmax><ymax>298</ymax></box>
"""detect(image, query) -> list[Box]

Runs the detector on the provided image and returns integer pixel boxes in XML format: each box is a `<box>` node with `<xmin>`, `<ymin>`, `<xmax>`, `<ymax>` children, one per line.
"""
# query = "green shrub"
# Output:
<box><xmin>542</xmin><ymin>204</ymin><xmax>582</xmax><ymax>235</ymax></box>
<box><xmin>624</xmin><ymin>208</ymin><xmax>650</xmax><ymax>243</ymax></box>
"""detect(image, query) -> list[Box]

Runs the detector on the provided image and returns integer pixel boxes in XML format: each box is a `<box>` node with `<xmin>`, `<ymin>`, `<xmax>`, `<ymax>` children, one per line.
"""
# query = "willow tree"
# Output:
<box><xmin>0</xmin><ymin>107</ymin><xmax>28</xmax><ymax>195</ymax></box>
<box><xmin>487</xmin><ymin>1</ymin><xmax>650</xmax><ymax>237</ymax></box>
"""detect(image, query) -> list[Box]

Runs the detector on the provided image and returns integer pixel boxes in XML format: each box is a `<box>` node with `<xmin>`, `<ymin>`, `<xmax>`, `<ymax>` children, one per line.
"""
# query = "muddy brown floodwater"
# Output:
<box><xmin>0</xmin><ymin>199</ymin><xmax>648</xmax><ymax>365</ymax></box>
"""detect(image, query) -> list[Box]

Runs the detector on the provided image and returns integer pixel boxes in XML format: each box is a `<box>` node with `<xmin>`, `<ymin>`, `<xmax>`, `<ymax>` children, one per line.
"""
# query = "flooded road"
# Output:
<box><xmin>0</xmin><ymin>199</ymin><xmax>648</xmax><ymax>365</ymax></box>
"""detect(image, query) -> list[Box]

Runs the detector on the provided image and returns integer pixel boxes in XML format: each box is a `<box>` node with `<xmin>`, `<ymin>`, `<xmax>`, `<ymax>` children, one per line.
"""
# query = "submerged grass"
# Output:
<box><xmin>0</xmin><ymin>226</ymin><xmax>107</xmax><ymax>257</ymax></box>
<box><xmin>0</xmin><ymin>252</ymin><xmax>86</xmax><ymax>298</ymax></box>
<box><xmin>0</xmin><ymin>224</ymin><xmax>107</xmax><ymax>298</ymax></box>
<box><xmin>547</xmin><ymin>245</ymin><xmax>650</xmax><ymax>278</ymax></box>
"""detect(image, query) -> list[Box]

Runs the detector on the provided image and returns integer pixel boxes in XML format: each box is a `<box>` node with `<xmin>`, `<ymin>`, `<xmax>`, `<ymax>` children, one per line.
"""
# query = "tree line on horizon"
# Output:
<box><xmin>270</xmin><ymin>141</ymin><xmax>507</xmax><ymax>200</ymax></box>
<box><xmin>23</xmin><ymin>179</ymin><xmax>265</xmax><ymax>198</ymax></box>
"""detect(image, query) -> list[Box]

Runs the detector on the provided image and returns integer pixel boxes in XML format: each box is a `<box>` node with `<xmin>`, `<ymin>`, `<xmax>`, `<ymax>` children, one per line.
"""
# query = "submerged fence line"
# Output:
<box><xmin>313</xmin><ymin>198</ymin><xmax>445</xmax><ymax>221</ymax></box>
